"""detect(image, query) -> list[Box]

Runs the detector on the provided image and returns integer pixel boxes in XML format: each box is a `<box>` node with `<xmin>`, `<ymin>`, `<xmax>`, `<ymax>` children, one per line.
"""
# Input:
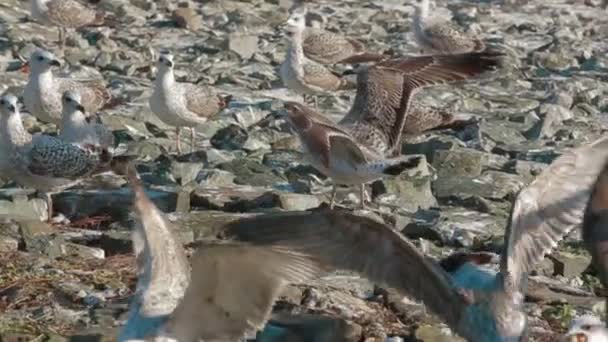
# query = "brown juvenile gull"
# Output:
<box><xmin>225</xmin><ymin>135</ymin><xmax>608</xmax><ymax>341</ymax></box>
<box><xmin>563</xmin><ymin>315</ymin><xmax>608</xmax><ymax>341</ymax></box>
<box><xmin>410</xmin><ymin>0</ymin><xmax>485</xmax><ymax>54</ymax></box>
<box><xmin>118</xmin><ymin>166</ymin><xmax>327</xmax><ymax>341</ymax></box>
<box><xmin>149</xmin><ymin>50</ymin><xmax>232</xmax><ymax>154</ymax></box>
<box><xmin>30</xmin><ymin>0</ymin><xmax>104</xmax><ymax>50</ymax></box>
<box><xmin>582</xmin><ymin>150</ymin><xmax>608</xmax><ymax>324</ymax></box>
<box><xmin>0</xmin><ymin>94</ymin><xmax>110</xmax><ymax>221</ymax></box>
<box><xmin>280</xmin><ymin>10</ymin><xmax>356</xmax><ymax>106</ymax></box>
<box><xmin>22</xmin><ymin>49</ymin><xmax>110</xmax><ymax>126</ymax></box>
<box><xmin>286</xmin><ymin>51</ymin><xmax>502</xmax><ymax>208</ymax></box>
<box><xmin>286</xmin><ymin>6</ymin><xmax>388</xmax><ymax>65</ymax></box>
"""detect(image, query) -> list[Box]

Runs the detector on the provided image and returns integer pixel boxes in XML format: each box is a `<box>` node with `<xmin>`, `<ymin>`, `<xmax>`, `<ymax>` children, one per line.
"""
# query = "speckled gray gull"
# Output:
<box><xmin>287</xmin><ymin>6</ymin><xmax>388</xmax><ymax>65</ymax></box>
<box><xmin>225</xmin><ymin>135</ymin><xmax>608</xmax><ymax>342</ymax></box>
<box><xmin>286</xmin><ymin>51</ymin><xmax>502</xmax><ymax>208</ymax></box>
<box><xmin>149</xmin><ymin>50</ymin><xmax>231</xmax><ymax>154</ymax></box>
<box><xmin>118</xmin><ymin>166</ymin><xmax>330</xmax><ymax>341</ymax></box>
<box><xmin>22</xmin><ymin>49</ymin><xmax>110</xmax><ymax>126</ymax></box>
<box><xmin>280</xmin><ymin>11</ymin><xmax>356</xmax><ymax>106</ymax></box>
<box><xmin>410</xmin><ymin>0</ymin><xmax>485</xmax><ymax>54</ymax></box>
<box><xmin>58</xmin><ymin>90</ymin><xmax>114</xmax><ymax>151</ymax></box>
<box><xmin>30</xmin><ymin>0</ymin><xmax>104</xmax><ymax>50</ymax></box>
<box><xmin>582</xmin><ymin>149</ymin><xmax>608</xmax><ymax>325</ymax></box>
<box><xmin>563</xmin><ymin>315</ymin><xmax>608</xmax><ymax>342</ymax></box>
<box><xmin>0</xmin><ymin>94</ymin><xmax>110</xmax><ymax>221</ymax></box>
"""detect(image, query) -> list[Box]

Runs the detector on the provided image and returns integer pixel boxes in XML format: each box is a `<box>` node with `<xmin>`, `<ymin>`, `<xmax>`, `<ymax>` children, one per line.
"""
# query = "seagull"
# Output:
<box><xmin>225</xmin><ymin>135</ymin><xmax>608</xmax><ymax>341</ymax></box>
<box><xmin>22</xmin><ymin>49</ymin><xmax>110</xmax><ymax>127</ymax></box>
<box><xmin>58</xmin><ymin>90</ymin><xmax>114</xmax><ymax>151</ymax></box>
<box><xmin>286</xmin><ymin>6</ymin><xmax>388</xmax><ymax>65</ymax></box>
<box><xmin>0</xmin><ymin>94</ymin><xmax>111</xmax><ymax>221</ymax></box>
<box><xmin>30</xmin><ymin>0</ymin><xmax>104</xmax><ymax>50</ymax></box>
<box><xmin>410</xmin><ymin>0</ymin><xmax>485</xmax><ymax>54</ymax></box>
<box><xmin>149</xmin><ymin>50</ymin><xmax>232</xmax><ymax>154</ymax></box>
<box><xmin>285</xmin><ymin>51</ymin><xmax>502</xmax><ymax>208</ymax></box>
<box><xmin>280</xmin><ymin>10</ymin><xmax>357</xmax><ymax>107</ymax></box>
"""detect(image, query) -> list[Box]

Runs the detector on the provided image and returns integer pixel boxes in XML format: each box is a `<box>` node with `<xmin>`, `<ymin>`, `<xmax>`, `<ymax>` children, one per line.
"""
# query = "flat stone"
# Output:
<box><xmin>61</xmin><ymin>243</ymin><xmax>106</xmax><ymax>260</ymax></box>
<box><xmin>227</xmin><ymin>33</ymin><xmax>259</xmax><ymax>60</ymax></box>
<box><xmin>278</xmin><ymin>193</ymin><xmax>320</xmax><ymax>211</ymax></box>
<box><xmin>551</xmin><ymin>251</ymin><xmax>592</xmax><ymax>279</ymax></box>
<box><xmin>172</xmin><ymin>8</ymin><xmax>203</xmax><ymax>31</ymax></box>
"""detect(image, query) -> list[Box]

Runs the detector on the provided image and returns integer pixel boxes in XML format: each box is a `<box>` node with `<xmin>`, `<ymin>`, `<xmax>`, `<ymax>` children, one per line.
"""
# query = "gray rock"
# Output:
<box><xmin>551</xmin><ymin>251</ymin><xmax>592</xmax><ymax>279</ymax></box>
<box><xmin>278</xmin><ymin>193</ymin><xmax>320</xmax><ymax>211</ymax></box>
<box><xmin>61</xmin><ymin>242</ymin><xmax>106</xmax><ymax>260</ymax></box>
<box><xmin>227</xmin><ymin>33</ymin><xmax>259</xmax><ymax>60</ymax></box>
<box><xmin>433</xmin><ymin>170</ymin><xmax>524</xmax><ymax>201</ymax></box>
<box><xmin>210</xmin><ymin>124</ymin><xmax>249</xmax><ymax>150</ymax></box>
<box><xmin>372</xmin><ymin>155</ymin><xmax>437</xmax><ymax>211</ymax></box>
<box><xmin>218</xmin><ymin>158</ymin><xmax>286</xmax><ymax>187</ymax></box>
<box><xmin>172</xmin><ymin>8</ymin><xmax>203</xmax><ymax>31</ymax></box>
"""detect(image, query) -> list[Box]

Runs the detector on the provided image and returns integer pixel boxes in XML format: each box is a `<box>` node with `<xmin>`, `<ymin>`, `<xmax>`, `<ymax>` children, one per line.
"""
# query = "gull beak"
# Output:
<box><xmin>76</xmin><ymin>104</ymin><xmax>85</xmax><ymax>113</ymax></box>
<box><xmin>8</xmin><ymin>105</ymin><xmax>15</xmax><ymax>113</ymax></box>
<box><xmin>562</xmin><ymin>333</ymin><xmax>587</xmax><ymax>342</ymax></box>
<box><xmin>19</xmin><ymin>62</ymin><xmax>30</xmax><ymax>74</ymax></box>
<box><xmin>49</xmin><ymin>59</ymin><xmax>61</xmax><ymax>67</ymax></box>
<box><xmin>166</xmin><ymin>61</ymin><xmax>173</xmax><ymax>67</ymax></box>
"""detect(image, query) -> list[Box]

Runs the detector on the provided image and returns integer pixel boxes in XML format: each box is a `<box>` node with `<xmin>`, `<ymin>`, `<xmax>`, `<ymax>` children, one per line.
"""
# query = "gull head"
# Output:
<box><xmin>62</xmin><ymin>91</ymin><xmax>85</xmax><ymax>114</ymax></box>
<box><xmin>563</xmin><ymin>315</ymin><xmax>608</xmax><ymax>342</ymax></box>
<box><xmin>28</xmin><ymin>49</ymin><xmax>61</xmax><ymax>72</ymax></box>
<box><xmin>0</xmin><ymin>94</ymin><xmax>19</xmax><ymax>116</ymax></box>
<box><xmin>157</xmin><ymin>50</ymin><xmax>174</xmax><ymax>70</ymax></box>
<box><xmin>285</xmin><ymin>7</ymin><xmax>307</xmax><ymax>34</ymax></box>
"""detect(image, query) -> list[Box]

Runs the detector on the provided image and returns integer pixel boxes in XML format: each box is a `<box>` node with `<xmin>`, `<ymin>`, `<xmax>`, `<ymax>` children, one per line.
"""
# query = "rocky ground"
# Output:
<box><xmin>1</xmin><ymin>0</ymin><xmax>608</xmax><ymax>340</ymax></box>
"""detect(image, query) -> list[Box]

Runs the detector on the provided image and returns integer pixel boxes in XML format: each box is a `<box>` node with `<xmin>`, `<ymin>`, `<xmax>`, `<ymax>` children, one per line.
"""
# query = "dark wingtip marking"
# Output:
<box><xmin>382</xmin><ymin>156</ymin><xmax>422</xmax><ymax>176</ymax></box>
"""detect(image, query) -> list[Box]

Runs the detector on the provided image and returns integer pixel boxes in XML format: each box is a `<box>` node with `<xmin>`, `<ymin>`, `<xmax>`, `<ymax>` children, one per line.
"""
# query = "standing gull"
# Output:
<box><xmin>410</xmin><ymin>0</ymin><xmax>485</xmax><ymax>54</ymax></box>
<box><xmin>287</xmin><ymin>6</ymin><xmax>388</xmax><ymax>65</ymax></box>
<box><xmin>30</xmin><ymin>0</ymin><xmax>104</xmax><ymax>50</ymax></box>
<box><xmin>286</xmin><ymin>51</ymin><xmax>501</xmax><ymax>208</ymax></box>
<box><xmin>149</xmin><ymin>50</ymin><xmax>231</xmax><ymax>154</ymax></box>
<box><xmin>0</xmin><ymin>94</ymin><xmax>110</xmax><ymax>221</ymax></box>
<box><xmin>280</xmin><ymin>11</ymin><xmax>356</xmax><ymax>106</ymax></box>
<box><xmin>22</xmin><ymin>49</ymin><xmax>110</xmax><ymax>126</ymax></box>
<box><xmin>226</xmin><ymin>135</ymin><xmax>608</xmax><ymax>341</ymax></box>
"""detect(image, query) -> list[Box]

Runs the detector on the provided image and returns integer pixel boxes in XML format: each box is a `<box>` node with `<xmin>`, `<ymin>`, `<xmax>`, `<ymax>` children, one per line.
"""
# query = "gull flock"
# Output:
<box><xmin>0</xmin><ymin>0</ymin><xmax>607</xmax><ymax>341</ymax></box>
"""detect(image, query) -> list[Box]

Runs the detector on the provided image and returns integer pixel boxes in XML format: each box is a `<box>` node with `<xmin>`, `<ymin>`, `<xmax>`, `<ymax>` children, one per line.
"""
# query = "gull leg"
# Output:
<box><xmin>176</xmin><ymin>127</ymin><xmax>182</xmax><ymax>155</ymax></box>
<box><xmin>359</xmin><ymin>184</ymin><xmax>366</xmax><ymax>209</ymax></box>
<box><xmin>58</xmin><ymin>27</ymin><xmax>65</xmax><ymax>52</ymax></box>
<box><xmin>329</xmin><ymin>185</ymin><xmax>337</xmax><ymax>209</ymax></box>
<box><xmin>190</xmin><ymin>127</ymin><xmax>196</xmax><ymax>152</ymax></box>
<box><xmin>44</xmin><ymin>192</ymin><xmax>53</xmax><ymax>222</ymax></box>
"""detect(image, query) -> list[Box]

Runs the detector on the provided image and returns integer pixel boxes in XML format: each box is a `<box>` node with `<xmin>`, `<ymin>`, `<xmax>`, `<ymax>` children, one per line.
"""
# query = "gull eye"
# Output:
<box><xmin>581</xmin><ymin>324</ymin><xmax>592</xmax><ymax>330</ymax></box>
<box><xmin>0</xmin><ymin>100</ymin><xmax>4</xmax><ymax>105</ymax></box>
<box><xmin>66</xmin><ymin>98</ymin><xmax>71</xmax><ymax>102</ymax></box>
<box><xmin>37</xmin><ymin>56</ymin><xmax>44</xmax><ymax>61</ymax></box>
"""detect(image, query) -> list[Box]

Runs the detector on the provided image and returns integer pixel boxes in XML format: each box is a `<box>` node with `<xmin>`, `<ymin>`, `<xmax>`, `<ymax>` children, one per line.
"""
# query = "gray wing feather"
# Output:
<box><xmin>222</xmin><ymin>210</ymin><xmax>468</xmax><ymax>330</ymax></box>
<box><xmin>167</xmin><ymin>244</ymin><xmax>325</xmax><ymax>341</ymax></box>
<box><xmin>501</xmin><ymin>136</ymin><xmax>608</xmax><ymax>289</ymax></box>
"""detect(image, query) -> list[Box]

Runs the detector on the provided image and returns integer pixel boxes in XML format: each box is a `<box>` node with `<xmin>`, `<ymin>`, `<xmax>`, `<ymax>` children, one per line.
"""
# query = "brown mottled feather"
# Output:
<box><xmin>57</xmin><ymin>78</ymin><xmax>110</xmax><ymax>113</ymax></box>
<box><xmin>302</xmin><ymin>63</ymin><xmax>355</xmax><ymax>91</ymax></box>
<box><xmin>181</xmin><ymin>84</ymin><xmax>227</xmax><ymax>119</ymax></box>
<box><xmin>222</xmin><ymin>209</ymin><xmax>468</xmax><ymax>331</ymax></box>
<box><xmin>46</xmin><ymin>0</ymin><xmax>104</xmax><ymax>28</ymax></box>
<box><xmin>344</xmin><ymin>51</ymin><xmax>502</xmax><ymax>154</ymax></box>
<box><xmin>302</xmin><ymin>29</ymin><xmax>386</xmax><ymax>65</ymax></box>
